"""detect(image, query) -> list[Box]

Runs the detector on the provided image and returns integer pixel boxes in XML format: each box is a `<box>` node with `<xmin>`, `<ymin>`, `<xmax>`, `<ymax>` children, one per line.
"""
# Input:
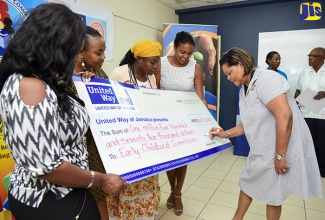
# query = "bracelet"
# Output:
<box><xmin>225</xmin><ymin>130</ymin><xmax>230</xmax><ymax>139</ymax></box>
<box><xmin>86</xmin><ymin>171</ymin><xmax>95</xmax><ymax>189</ymax></box>
<box><xmin>275</xmin><ymin>153</ymin><xmax>286</xmax><ymax>161</ymax></box>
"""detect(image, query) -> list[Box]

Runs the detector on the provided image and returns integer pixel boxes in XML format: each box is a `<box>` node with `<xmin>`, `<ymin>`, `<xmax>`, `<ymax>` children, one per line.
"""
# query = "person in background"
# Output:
<box><xmin>265</xmin><ymin>51</ymin><xmax>288</xmax><ymax>79</ymax></box>
<box><xmin>68</xmin><ymin>26</ymin><xmax>110</xmax><ymax>220</ymax></box>
<box><xmin>107</xmin><ymin>39</ymin><xmax>162</xmax><ymax>220</ymax></box>
<box><xmin>0</xmin><ymin>3</ymin><xmax>127</xmax><ymax>219</ymax></box>
<box><xmin>155</xmin><ymin>31</ymin><xmax>208</xmax><ymax>216</ymax></box>
<box><xmin>209</xmin><ymin>47</ymin><xmax>323</xmax><ymax>220</ymax></box>
<box><xmin>294</xmin><ymin>47</ymin><xmax>325</xmax><ymax>178</ymax></box>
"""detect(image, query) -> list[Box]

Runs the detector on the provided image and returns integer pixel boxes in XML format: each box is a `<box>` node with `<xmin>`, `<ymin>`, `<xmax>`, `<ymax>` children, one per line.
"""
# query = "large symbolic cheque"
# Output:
<box><xmin>73</xmin><ymin>77</ymin><xmax>233</xmax><ymax>182</ymax></box>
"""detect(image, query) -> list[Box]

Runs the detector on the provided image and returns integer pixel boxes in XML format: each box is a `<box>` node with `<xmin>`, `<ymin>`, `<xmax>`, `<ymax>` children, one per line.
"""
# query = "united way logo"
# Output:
<box><xmin>300</xmin><ymin>2</ymin><xmax>322</xmax><ymax>20</ymax></box>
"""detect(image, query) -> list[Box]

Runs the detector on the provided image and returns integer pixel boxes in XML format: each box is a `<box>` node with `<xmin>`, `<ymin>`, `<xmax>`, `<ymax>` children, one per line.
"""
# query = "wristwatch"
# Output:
<box><xmin>275</xmin><ymin>153</ymin><xmax>286</xmax><ymax>161</ymax></box>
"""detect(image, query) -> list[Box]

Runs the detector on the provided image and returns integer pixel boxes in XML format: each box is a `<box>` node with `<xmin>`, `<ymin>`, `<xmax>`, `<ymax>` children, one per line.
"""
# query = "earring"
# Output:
<box><xmin>81</xmin><ymin>58</ymin><xmax>86</xmax><ymax>71</ymax></box>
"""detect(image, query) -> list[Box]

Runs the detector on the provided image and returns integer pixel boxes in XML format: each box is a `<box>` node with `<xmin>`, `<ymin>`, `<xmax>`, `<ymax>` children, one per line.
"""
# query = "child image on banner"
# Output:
<box><xmin>0</xmin><ymin>0</ymin><xmax>47</xmax><ymax>56</ymax></box>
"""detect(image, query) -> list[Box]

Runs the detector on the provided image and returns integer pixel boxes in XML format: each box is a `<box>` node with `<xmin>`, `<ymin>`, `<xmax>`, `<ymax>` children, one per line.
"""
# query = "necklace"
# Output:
<box><xmin>244</xmin><ymin>69</ymin><xmax>255</xmax><ymax>96</ymax></box>
<box><xmin>136</xmin><ymin>75</ymin><xmax>152</xmax><ymax>88</ymax></box>
<box><xmin>128</xmin><ymin>65</ymin><xmax>152</xmax><ymax>88</ymax></box>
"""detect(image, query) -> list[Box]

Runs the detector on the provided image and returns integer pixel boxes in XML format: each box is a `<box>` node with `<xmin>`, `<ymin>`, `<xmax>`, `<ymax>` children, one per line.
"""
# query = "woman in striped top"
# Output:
<box><xmin>209</xmin><ymin>47</ymin><xmax>323</xmax><ymax>220</ymax></box>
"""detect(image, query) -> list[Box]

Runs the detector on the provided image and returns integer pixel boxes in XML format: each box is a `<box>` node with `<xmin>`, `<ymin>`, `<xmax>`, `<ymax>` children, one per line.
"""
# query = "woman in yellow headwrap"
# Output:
<box><xmin>109</xmin><ymin>39</ymin><xmax>162</xmax><ymax>88</ymax></box>
<box><xmin>107</xmin><ymin>40</ymin><xmax>162</xmax><ymax>220</ymax></box>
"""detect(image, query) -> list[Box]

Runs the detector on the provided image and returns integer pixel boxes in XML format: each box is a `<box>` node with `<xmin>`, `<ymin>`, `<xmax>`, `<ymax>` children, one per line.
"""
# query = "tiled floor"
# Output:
<box><xmin>155</xmin><ymin>149</ymin><xmax>325</xmax><ymax>220</ymax></box>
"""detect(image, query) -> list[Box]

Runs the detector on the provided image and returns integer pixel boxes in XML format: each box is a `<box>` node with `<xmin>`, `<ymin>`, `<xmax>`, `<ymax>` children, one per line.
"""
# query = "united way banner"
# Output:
<box><xmin>73</xmin><ymin>77</ymin><xmax>232</xmax><ymax>182</ymax></box>
<box><xmin>50</xmin><ymin>0</ymin><xmax>114</xmax><ymax>61</ymax></box>
<box><xmin>162</xmin><ymin>23</ymin><xmax>219</xmax><ymax>122</ymax></box>
<box><xmin>0</xmin><ymin>0</ymin><xmax>47</xmax><ymax>57</ymax></box>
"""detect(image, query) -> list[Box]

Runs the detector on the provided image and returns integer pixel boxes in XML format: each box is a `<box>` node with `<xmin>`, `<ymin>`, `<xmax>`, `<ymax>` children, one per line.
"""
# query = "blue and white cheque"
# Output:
<box><xmin>73</xmin><ymin>76</ymin><xmax>233</xmax><ymax>182</ymax></box>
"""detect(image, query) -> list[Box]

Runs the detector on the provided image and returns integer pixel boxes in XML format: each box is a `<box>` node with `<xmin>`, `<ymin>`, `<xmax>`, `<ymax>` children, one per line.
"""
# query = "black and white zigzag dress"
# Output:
<box><xmin>0</xmin><ymin>73</ymin><xmax>90</xmax><ymax>208</ymax></box>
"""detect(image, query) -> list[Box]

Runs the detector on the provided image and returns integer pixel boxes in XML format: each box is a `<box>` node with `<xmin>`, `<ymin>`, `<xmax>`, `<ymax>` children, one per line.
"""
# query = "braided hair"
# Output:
<box><xmin>119</xmin><ymin>49</ymin><xmax>152</xmax><ymax>87</ymax></box>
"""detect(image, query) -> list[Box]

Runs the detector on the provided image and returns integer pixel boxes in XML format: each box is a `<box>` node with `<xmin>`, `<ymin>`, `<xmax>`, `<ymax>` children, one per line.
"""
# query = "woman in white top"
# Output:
<box><xmin>155</xmin><ymin>31</ymin><xmax>207</xmax><ymax>216</ymax></box>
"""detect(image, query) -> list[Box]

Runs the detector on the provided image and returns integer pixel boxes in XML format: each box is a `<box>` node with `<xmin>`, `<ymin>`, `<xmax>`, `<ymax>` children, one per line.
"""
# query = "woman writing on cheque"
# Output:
<box><xmin>209</xmin><ymin>47</ymin><xmax>324</xmax><ymax>220</ymax></box>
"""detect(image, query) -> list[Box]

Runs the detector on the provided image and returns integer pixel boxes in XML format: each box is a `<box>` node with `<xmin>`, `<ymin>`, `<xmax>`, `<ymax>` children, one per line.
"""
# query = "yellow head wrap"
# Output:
<box><xmin>131</xmin><ymin>40</ymin><xmax>162</xmax><ymax>58</ymax></box>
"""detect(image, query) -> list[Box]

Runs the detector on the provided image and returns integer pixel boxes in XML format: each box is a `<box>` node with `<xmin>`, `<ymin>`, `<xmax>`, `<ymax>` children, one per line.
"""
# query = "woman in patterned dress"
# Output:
<box><xmin>155</xmin><ymin>31</ymin><xmax>207</xmax><ymax>216</ymax></box>
<box><xmin>209</xmin><ymin>47</ymin><xmax>324</xmax><ymax>220</ymax></box>
<box><xmin>0</xmin><ymin>4</ymin><xmax>127</xmax><ymax>219</ymax></box>
<box><xmin>69</xmin><ymin>26</ymin><xmax>111</xmax><ymax>220</ymax></box>
<box><xmin>108</xmin><ymin>40</ymin><xmax>162</xmax><ymax>220</ymax></box>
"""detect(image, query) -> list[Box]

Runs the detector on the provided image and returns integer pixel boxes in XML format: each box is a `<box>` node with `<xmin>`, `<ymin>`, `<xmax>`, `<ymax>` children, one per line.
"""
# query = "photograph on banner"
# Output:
<box><xmin>163</xmin><ymin>23</ymin><xmax>219</xmax><ymax>121</ymax></box>
<box><xmin>0</xmin><ymin>0</ymin><xmax>47</xmax><ymax>57</ymax></box>
<box><xmin>73</xmin><ymin>77</ymin><xmax>232</xmax><ymax>182</ymax></box>
<box><xmin>49</xmin><ymin>0</ymin><xmax>114</xmax><ymax>61</ymax></box>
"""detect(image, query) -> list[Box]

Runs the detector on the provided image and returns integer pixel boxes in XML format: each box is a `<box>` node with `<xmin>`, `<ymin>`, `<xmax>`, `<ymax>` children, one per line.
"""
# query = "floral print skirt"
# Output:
<box><xmin>107</xmin><ymin>175</ymin><xmax>160</xmax><ymax>220</ymax></box>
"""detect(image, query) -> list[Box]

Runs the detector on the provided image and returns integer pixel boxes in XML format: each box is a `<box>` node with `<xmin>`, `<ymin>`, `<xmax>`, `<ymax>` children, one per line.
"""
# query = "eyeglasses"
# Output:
<box><xmin>307</xmin><ymin>54</ymin><xmax>323</xmax><ymax>58</ymax></box>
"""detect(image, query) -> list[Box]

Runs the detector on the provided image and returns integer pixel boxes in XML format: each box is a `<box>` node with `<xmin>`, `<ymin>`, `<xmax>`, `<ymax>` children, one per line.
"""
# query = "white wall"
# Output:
<box><xmin>82</xmin><ymin>0</ymin><xmax>178</xmax><ymax>75</ymax></box>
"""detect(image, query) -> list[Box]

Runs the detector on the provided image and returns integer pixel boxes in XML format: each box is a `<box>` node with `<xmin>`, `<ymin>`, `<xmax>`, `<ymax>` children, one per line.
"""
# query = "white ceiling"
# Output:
<box><xmin>157</xmin><ymin>0</ymin><xmax>247</xmax><ymax>10</ymax></box>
